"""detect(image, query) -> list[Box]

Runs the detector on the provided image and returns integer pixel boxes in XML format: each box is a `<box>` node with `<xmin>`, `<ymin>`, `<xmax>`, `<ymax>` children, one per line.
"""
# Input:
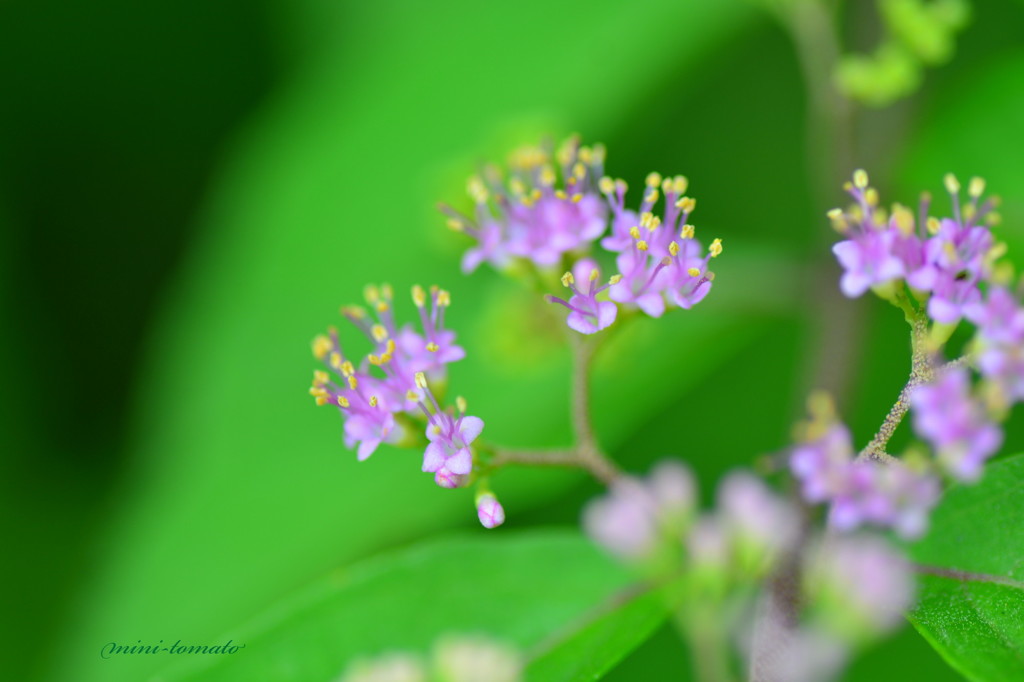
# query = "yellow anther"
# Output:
<box><xmin>892</xmin><ymin>205</ymin><xmax>914</xmax><ymax>236</ymax></box>
<box><xmin>509</xmin><ymin>178</ymin><xmax>526</xmax><ymax>196</ymax></box>
<box><xmin>313</xmin><ymin>370</ymin><xmax>329</xmax><ymax>385</ymax></box>
<box><xmin>672</xmin><ymin>176</ymin><xmax>688</xmax><ymax>194</ymax></box>
<box><xmin>539</xmin><ymin>166</ymin><xmax>556</xmax><ymax>186</ymax></box>
<box><xmin>371</xmin><ymin>324</ymin><xmax>389</xmax><ymax>342</ymax></box>
<box><xmin>312</xmin><ymin>335</ymin><xmax>332</xmax><ymax>360</ymax></box>
<box><xmin>426</xmin><ymin>342</ymin><xmax>439</xmax><ymax>352</ymax></box>
<box><xmin>707</xmin><ymin>271</ymin><xmax>716</xmax><ymax>281</ymax></box>
<box><xmin>637</xmin><ymin>240</ymin><xmax>649</xmax><ymax>251</ymax></box>
<box><xmin>988</xmin><ymin>212</ymin><xmax>1002</xmax><ymax>226</ymax></box>
<box><xmin>554</xmin><ymin>189</ymin><xmax>568</xmax><ymax>200</ymax></box>
<box><xmin>364</xmin><ymin>284</ymin><xmax>380</xmax><ymax>305</ymax></box>
<box><xmin>640</xmin><ymin>212</ymin><xmax>653</xmax><ymax>228</ymax></box>
<box><xmin>661</xmin><ymin>178</ymin><xmax>672</xmax><ymax>194</ymax></box>
<box><xmin>412</xmin><ymin>285</ymin><xmax>426</xmax><ymax>307</ymax></box>
<box><xmin>590</xmin><ymin>268</ymin><xmax>600</xmax><ymax>282</ymax></box>
<box><xmin>468</xmin><ymin>175</ymin><xmax>489</xmax><ymax>203</ymax></box>
<box><xmin>561</xmin><ymin>271</ymin><xmax>574</xmax><ymax>287</ymax></box>
<box><xmin>406</xmin><ymin>390</ymin><xmax>419</xmax><ymax>402</ymax></box>
<box><xmin>609</xmin><ymin>274</ymin><xmax>622</xmax><ymax>285</ymax></box>
<box><xmin>680</xmin><ymin>224</ymin><xmax>695</xmax><ymax>240</ymax></box>
<box><xmin>380</xmin><ymin>353</ymin><xmax>392</xmax><ymax>363</ymax></box>
<box><xmin>315</xmin><ymin>395</ymin><xmax>328</xmax><ymax>406</ymax></box>
<box><xmin>865</xmin><ymin>188</ymin><xmax>879</xmax><ymax>207</ymax></box>
<box><xmin>571</xmin><ymin>193</ymin><xmax>583</xmax><ymax>203</ymax></box>
<box><xmin>669</xmin><ymin>241</ymin><xmax>679</xmax><ymax>257</ymax></box>
<box><xmin>368</xmin><ymin>354</ymin><xmax>382</xmax><ymax>366</ymax></box>
<box><xmin>338</xmin><ymin>396</ymin><xmax>350</xmax><ymax>408</ymax></box>
<box><xmin>375</xmin><ymin>301</ymin><xmax>389</xmax><ymax>313</ymax></box>
<box><xmin>598</xmin><ymin>176</ymin><xmax>614</xmax><ymax>194</ymax></box>
<box><xmin>578</xmin><ymin>146</ymin><xmax>593</xmax><ymax>164</ymax></box>
<box><xmin>415</xmin><ymin>372</ymin><xmax>428</xmax><ymax>389</ymax></box>
<box><xmin>446</xmin><ymin>218</ymin><xmax>464</xmax><ymax>232</ymax></box>
<box><xmin>329</xmin><ymin>352</ymin><xmax>342</xmax><ymax>369</ymax></box>
<box><xmin>645</xmin><ymin>172</ymin><xmax>663</xmax><ymax>188</ymax></box>
<box><xmin>347</xmin><ymin>375</ymin><xmax>358</xmax><ymax>390</ymax></box>
<box><xmin>386</xmin><ymin>339</ymin><xmax>396</xmax><ymax>354</ymax></box>
<box><xmin>969</xmin><ymin>176</ymin><xmax>986</xmax><ymax>198</ymax></box>
<box><xmin>853</xmin><ymin>169</ymin><xmax>869</xmax><ymax>189</ymax></box>
<box><xmin>456</xmin><ymin>396</ymin><xmax>467</xmax><ymax>414</ymax></box>
<box><xmin>530</xmin><ymin>188</ymin><xmax>542</xmax><ymax>201</ymax></box>
<box><xmin>709</xmin><ymin>238</ymin><xmax>723</xmax><ymax>257</ymax></box>
<box><xmin>873</xmin><ymin>208</ymin><xmax>888</xmax><ymax>227</ymax></box>
<box><xmin>309</xmin><ymin>386</ymin><xmax>327</xmax><ymax>397</ymax></box>
<box><xmin>926</xmin><ymin>217</ymin><xmax>941</xmax><ymax>235</ymax></box>
<box><xmin>649</xmin><ymin>216</ymin><xmax>661</xmax><ymax>230</ymax></box>
<box><xmin>842</xmin><ymin>181</ymin><xmax>853</xmax><ymax>192</ymax></box>
<box><xmin>341</xmin><ymin>360</ymin><xmax>355</xmax><ymax>377</ymax></box>
<box><xmin>341</xmin><ymin>305</ymin><xmax>366</xmax><ymax>319</ymax></box>
<box><xmin>573</xmin><ymin>162</ymin><xmax>587</xmax><ymax>179</ymax></box>
<box><xmin>614</xmin><ymin>179</ymin><xmax>628</xmax><ymax>194</ymax></box>
<box><xmin>369</xmin><ymin>395</ymin><xmax>379</xmax><ymax>407</ymax></box>
<box><xmin>437</xmin><ymin>290</ymin><xmax>451</xmax><ymax>307</ymax></box>
<box><xmin>944</xmin><ymin>173</ymin><xmax>960</xmax><ymax>195</ymax></box>
<box><xmin>381</xmin><ymin>283</ymin><xmax>393</xmax><ymax>300</ymax></box>
<box><xmin>432</xmin><ymin>424</ymin><xmax>442</xmax><ymax>435</ymax></box>
<box><xmin>629</xmin><ymin>226</ymin><xmax>641</xmax><ymax>240</ymax></box>
<box><xmin>644</xmin><ymin>189</ymin><xmax>659</xmax><ymax>204</ymax></box>
<box><xmin>660</xmin><ymin>256</ymin><xmax>672</xmax><ymax>266</ymax></box>
<box><xmin>963</xmin><ymin>204</ymin><xmax>977</xmax><ymax>222</ymax></box>
<box><xmin>676</xmin><ymin>197</ymin><xmax>696</xmax><ymax>212</ymax></box>
<box><xmin>687</xmin><ymin>267</ymin><xmax>701</xmax><ymax>277</ymax></box>
<box><xmin>826</xmin><ymin>208</ymin><xmax>843</xmax><ymax>220</ymax></box>
<box><xmin>988</xmin><ymin>242</ymin><xmax>1008</xmax><ymax>261</ymax></box>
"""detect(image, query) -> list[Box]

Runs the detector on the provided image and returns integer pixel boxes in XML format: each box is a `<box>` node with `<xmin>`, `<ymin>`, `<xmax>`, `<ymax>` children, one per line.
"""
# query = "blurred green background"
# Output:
<box><xmin>2</xmin><ymin>0</ymin><xmax>1023</xmax><ymax>680</ymax></box>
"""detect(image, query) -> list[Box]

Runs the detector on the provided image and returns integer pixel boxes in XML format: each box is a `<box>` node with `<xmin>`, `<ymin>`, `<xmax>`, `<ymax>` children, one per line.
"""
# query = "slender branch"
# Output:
<box><xmin>481</xmin><ymin>331</ymin><xmax>621</xmax><ymax>485</ymax></box>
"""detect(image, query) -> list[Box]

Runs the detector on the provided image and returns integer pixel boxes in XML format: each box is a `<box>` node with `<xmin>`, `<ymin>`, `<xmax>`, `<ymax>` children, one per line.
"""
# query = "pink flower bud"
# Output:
<box><xmin>476</xmin><ymin>493</ymin><xmax>505</xmax><ymax>529</ymax></box>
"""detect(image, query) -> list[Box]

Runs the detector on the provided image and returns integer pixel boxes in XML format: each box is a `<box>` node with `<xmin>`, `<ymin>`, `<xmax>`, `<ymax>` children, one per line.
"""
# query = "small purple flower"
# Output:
<box><xmin>440</xmin><ymin>136</ymin><xmax>608</xmax><ymax>272</ymax></box>
<box><xmin>718</xmin><ymin>471</ymin><xmax>799</xmax><ymax>566</ymax></box>
<box><xmin>476</xmin><ymin>493</ymin><xmax>505</xmax><ymax>529</ymax></box>
<box><xmin>790</xmin><ymin>422</ymin><xmax>855</xmax><ymax>503</ymax></box>
<box><xmin>411</xmin><ymin>375</ymin><xmax>483</xmax><ymax>483</ymax></box>
<box><xmin>832</xmin><ymin>230</ymin><xmax>904</xmax><ymax>298</ymax></box>
<box><xmin>827</xmin><ymin>461</ymin><xmax>940</xmax><ymax>539</ymax></box>
<box><xmin>309</xmin><ymin>335</ymin><xmax>402</xmax><ymax>460</ymax></box>
<box><xmin>805</xmin><ymin>535</ymin><xmax>914</xmax><ymax>639</ymax></box>
<box><xmin>965</xmin><ymin>287</ymin><xmax>1024</xmax><ymax>344</ymax></box>
<box><xmin>927</xmin><ymin>269</ymin><xmax>983</xmax><ymax>324</ymax></box>
<box><xmin>911</xmin><ymin>367</ymin><xmax>1003</xmax><ymax>481</ymax></box>
<box><xmin>546</xmin><ymin>259</ymin><xmax>618</xmax><ymax>334</ymax></box>
<box><xmin>583</xmin><ymin>459</ymin><xmax>695</xmax><ymax>560</ymax></box>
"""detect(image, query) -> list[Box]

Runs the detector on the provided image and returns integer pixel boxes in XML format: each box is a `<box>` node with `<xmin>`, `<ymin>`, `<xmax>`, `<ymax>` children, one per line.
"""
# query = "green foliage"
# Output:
<box><xmin>909</xmin><ymin>455</ymin><xmax>1024</xmax><ymax>681</ymax></box>
<box><xmin>152</xmin><ymin>531</ymin><xmax>657</xmax><ymax>682</ymax></box>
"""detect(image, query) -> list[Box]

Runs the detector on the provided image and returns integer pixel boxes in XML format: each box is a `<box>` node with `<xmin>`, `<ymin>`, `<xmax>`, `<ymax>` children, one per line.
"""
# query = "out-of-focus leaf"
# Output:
<box><xmin>908</xmin><ymin>455</ymin><xmax>1024</xmax><ymax>681</ymax></box>
<box><xmin>524</xmin><ymin>580</ymin><xmax>676</xmax><ymax>682</ymax></box>
<box><xmin>151</xmin><ymin>531</ymin><xmax>640</xmax><ymax>682</ymax></box>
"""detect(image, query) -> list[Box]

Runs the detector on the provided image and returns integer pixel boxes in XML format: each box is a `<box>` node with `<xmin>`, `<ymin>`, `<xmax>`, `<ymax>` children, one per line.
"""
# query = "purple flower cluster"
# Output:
<box><xmin>309</xmin><ymin>284</ymin><xmax>466</xmax><ymax>461</ymax></box>
<box><xmin>829</xmin><ymin>171</ymin><xmax>1001</xmax><ymax>323</ymax></box>
<box><xmin>440</xmin><ymin>137</ymin><xmax>608</xmax><ymax>273</ymax></box>
<box><xmin>966</xmin><ymin>286</ymin><xmax>1024</xmax><ymax>404</ymax></box>
<box><xmin>790</xmin><ymin>417</ymin><xmax>940</xmax><ymax>539</ymax></box>
<box><xmin>584</xmin><ymin>460</ymin><xmax>797</xmax><ymax>578</ymax></box>
<box><xmin>442</xmin><ymin>137</ymin><xmax>723</xmax><ymax>335</ymax></box>
<box><xmin>911</xmin><ymin>367</ymin><xmax>1003</xmax><ymax>482</ymax></box>
<box><xmin>603</xmin><ymin>173</ymin><xmax>720</xmax><ymax>317</ymax></box>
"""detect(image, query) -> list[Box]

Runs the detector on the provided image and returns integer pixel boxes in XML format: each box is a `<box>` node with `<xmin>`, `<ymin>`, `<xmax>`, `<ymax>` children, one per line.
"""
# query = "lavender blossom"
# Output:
<box><xmin>583</xmin><ymin>459</ymin><xmax>695</xmax><ymax>560</ymax></box>
<box><xmin>545</xmin><ymin>259</ymin><xmax>619</xmax><ymax>334</ymax></box>
<box><xmin>718</xmin><ymin>471</ymin><xmax>799</xmax><ymax>574</ymax></box>
<box><xmin>790</xmin><ymin>407</ymin><xmax>939</xmax><ymax>539</ymax></box>
<box><xmin>310</xmin><ymin>336</ymin><xmax>401</xmax><ymax>460</ymax></box>
<box><xmin>440</xmin><ymin>137</ymin><xmax>608</xmax><ymax>272</ymax></box>
<box><xmin>911</xmin><ymin>367</ymin><xmax>1003</xmax><ymax>481</ymax></box>
<box><xmin>828</xmin><ymin>171</ymin><xmax>1002</xmax><ymax>319</ymax></box>
<box><xmin>411</xmin><ymin>375</ymin><xmax>482</xmax><ymax>485</ymax></box>
<box><xmin>602</xmin><ymin>173</ymin><xmax>720</xmax><ymax>316</ymax></box>
<box><xmin>967</xmin><ymin>286</ymin><xmax>1024</xmax><ymax>402</ymax></box>
<box><xmin>804</xmin><ymin>535</ymin><xmax>914</xmax><ymax>642</ymax></box>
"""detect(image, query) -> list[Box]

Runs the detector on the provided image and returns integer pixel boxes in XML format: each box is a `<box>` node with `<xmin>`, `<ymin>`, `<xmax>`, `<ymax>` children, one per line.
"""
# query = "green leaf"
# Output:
<box><xmin>525</xmin><ymin>581</ymin><xmax>675</xmax><ymax>682</ymax></box>
<box><xmin>151</xmin><ymin>531</ymin><xmax>653</xmax><ymax>682</ymax></box>
<box><xmin>908</xmin><ymin>454</ymin><xmax>1024</xmax><ymax>681</ymax></box>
